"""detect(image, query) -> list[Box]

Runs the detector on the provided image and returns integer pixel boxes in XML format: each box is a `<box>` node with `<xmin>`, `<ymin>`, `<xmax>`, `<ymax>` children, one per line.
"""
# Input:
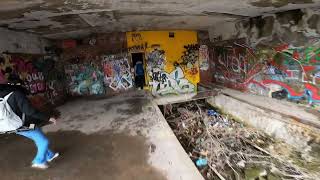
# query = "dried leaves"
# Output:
<box><xmin>164</xmin><ymin>100</ymin><xmax>314</xmax><ymax>180</ymax></box>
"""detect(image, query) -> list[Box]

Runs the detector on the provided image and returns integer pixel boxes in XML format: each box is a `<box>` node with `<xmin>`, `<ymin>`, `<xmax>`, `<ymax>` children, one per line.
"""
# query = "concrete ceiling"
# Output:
<box><xmin>0</xmin><ymin>0</ymin><xmax>319</xmax><ymax>39</ymax></box>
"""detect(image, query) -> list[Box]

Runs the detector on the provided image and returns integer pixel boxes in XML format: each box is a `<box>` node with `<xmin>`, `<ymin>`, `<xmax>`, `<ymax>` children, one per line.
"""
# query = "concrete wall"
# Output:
<box><xmin>62</xmin><ymin>32</ymin><xmax>127</xmax><ymax>62</ymax></box>
<box><xmin>127</xmin><ymin>31</ymin><xmax>199</xmax><ymax>96</ymax></box>
<box><xmin>0</xmin><ymin>28</ymin><xmax>50</xmax><ymax>54</ymax></box>
<box><xmin>0</xmin><ymin>28</ymin><xmax>65</xmax><ymax>107</ymax></box>
<box><xmin>62</xmin><ymin>32</ymin><xmax>128</xmax><ymax>96</ymax></box>
<box><xmin>207</xmin><ymin>8</ymin><xmax>320</xmax><ymax>107</ymax></box>
<box><xmin>209</xmin><ymin>8</ymin><xmax>320</xmax><ymax>47</ymax></box>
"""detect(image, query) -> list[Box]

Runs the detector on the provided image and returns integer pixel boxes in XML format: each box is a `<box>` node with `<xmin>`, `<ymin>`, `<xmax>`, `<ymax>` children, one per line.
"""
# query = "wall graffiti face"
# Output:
<box><xmin>102</xmin><ymin>54</ymin><xmax>133</xmax><ymax>91</ymax></box>
<box><xmin>213</xmin><ymin>39</ymin><xmax>320</xmax><ymax>106</ymax></box>
<box><xmin>65</xmin><ymin>63</ymin><xmax>104</xmax><ymax>95</ymax></box>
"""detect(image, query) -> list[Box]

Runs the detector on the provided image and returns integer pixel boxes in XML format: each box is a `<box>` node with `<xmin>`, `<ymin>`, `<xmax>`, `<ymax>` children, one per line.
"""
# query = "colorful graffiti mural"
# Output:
<box><xmin>65</xmin><ymin>63</ymin><xmax>104</xmax><ymax>95</ymax></box>
<box><xmin>0</xmin><ymin>53</ymin><xmax>65</xmax><ymax>105</ymax></box>
<box><xmin>147</xmin><ymin>49</ymin><xmax>195</xmax><ymax>95</ymax></box>
<box><xmin>126</xmin><ymin>31</ymin><xmax>200</xmax><ymax>96</ymax></box>
<box><xmin>213</xmin><ymin>39</ymin><xmax>320</xmax><ymax>106</ymax></box>
<box><xmin>102</xmin><ymin>54</ymin><xmax>133</xmax><ymax>91</ymax></box>
<box><xmin>146</xmin><ymin>49</ymin><xmax>165</xmax><ymax>71</ymax></box>
<box><xmin>0</xmin><ymin>53</ymin><xmax>46</xmax><ymax>94</ymax></box>
<box><xmin>149</xmin><ymin>66</ymin><xmax>195</xmax><ymax>95</ymax></box>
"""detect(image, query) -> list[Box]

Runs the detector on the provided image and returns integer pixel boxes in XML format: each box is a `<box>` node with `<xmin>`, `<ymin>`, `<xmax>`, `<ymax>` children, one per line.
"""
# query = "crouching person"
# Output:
<box><xmin>0</xmin><ymin>82</ymin><xmax>59</xmax><ymax>169</ymax></box>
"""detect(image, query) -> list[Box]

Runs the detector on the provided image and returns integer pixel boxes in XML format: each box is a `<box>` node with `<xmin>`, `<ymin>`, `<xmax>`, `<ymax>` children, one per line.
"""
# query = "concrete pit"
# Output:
<box><xmin>160</xmin><ymin>99</ymin><xmax>320</xmax><ymax>180</ymax></box>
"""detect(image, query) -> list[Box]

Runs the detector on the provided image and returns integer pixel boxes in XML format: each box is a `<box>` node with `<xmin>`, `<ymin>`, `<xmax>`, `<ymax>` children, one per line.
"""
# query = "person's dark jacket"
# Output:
<box><xmin>0</xmin><ymin>84</ymin><xmax>49</xmax><ymax>127</ymax></box>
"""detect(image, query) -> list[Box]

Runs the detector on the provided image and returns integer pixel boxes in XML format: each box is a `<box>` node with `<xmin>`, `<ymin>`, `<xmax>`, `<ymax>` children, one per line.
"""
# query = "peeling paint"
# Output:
<box><xmin>0</xmin><ymin>0</ymin><xmax>320</xmax><ymax>39</ymax></box>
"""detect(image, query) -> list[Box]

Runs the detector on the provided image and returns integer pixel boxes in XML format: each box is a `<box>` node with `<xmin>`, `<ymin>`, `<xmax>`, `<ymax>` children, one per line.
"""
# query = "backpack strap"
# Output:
<box><xmin>3</xmin><ymin>92</ymin><xmax>14</xmax><ymax>101</ymax></box>
<box><xmin>3</xmin><ymin>92</ymin><xmax>25</xmax><ymax>122</ymax></box>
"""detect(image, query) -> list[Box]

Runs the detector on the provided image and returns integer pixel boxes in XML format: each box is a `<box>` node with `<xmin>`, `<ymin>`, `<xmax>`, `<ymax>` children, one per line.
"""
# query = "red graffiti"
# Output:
<box><xmin>11</xmin><ymin>57</ymin><xmax>35</xmax><ymax>74</ymax></box>
<box><xmin>275</xmin><ymin>44</ymin><xmax>289</xmax><ymax>52</ymax></box>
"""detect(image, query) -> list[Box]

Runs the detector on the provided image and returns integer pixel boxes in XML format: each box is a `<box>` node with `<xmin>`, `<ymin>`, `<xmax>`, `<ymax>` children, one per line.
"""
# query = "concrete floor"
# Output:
<box><xmin>0</xmin><ymin>91</ymin><xmax>203</xmax><ymax>180</ymax></box>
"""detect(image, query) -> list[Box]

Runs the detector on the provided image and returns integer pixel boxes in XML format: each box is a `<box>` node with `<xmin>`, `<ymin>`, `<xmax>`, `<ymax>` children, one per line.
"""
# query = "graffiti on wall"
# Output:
<box><xmin>149</xmin><ymin>66</ymin><xmax>195</xmax><ymax>95</ymax></box>
<box><xmin>180</xmin><ymin>44</ymin><xmax>199</xmax><ymax>68</ymax></box>
<box><xmin>126</xmin><ymin>31</ymin><xmax>200</xmax><ymax>96</ymax></box>
<box><xmin>0</xmin><ymin>53</ymin><xmax>65</xmax><ymax>105</ymax></box>
<box><xmin>102</xmin><ymin>54</ymin><xmax>133</xmax><ymax>91</ymax></box>
<box><xmin>127</xmin><ymin>42</ymin><xmax>148</xmax><ymax>52</ymax></box>
<box><xmin>131</xmin><ymin>33</ymin><xmax>143</xmax><ymax>42</ymax></box>
<box><xmin>213</xmin><ymin>39</ymin><xmax>320</xmax><ymax>106</ymax></box>
<box><xmin>147</xmin><ymin>49</ymin><xmax>165</xmax><ymax>71</ymax></box>
<box><xmin>199</xmin><ymin>45</ymin><xmax>209</xmax><ymax>71</ymax></box>
<box><xmin>146</xmin><ymin>49</ymin><xmax>195</xmax><ymax>95</ymax></box>
<box><xmin>178</xmin><ymin>44</ymin><xmax>199</xmax><ymax>77</ymax></box>
<box><xmin>0</xmin><ymin>54</ymin><xmax>46</xmax><ymax>94</ymax></box>
<box><xmin>65</xmin><ymin>63</ymin><xmax>104</xmax><ymax>95</ymax></box>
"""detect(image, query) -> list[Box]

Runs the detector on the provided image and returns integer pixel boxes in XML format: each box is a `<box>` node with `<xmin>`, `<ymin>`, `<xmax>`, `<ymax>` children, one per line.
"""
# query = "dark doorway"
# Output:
<box><xmin>131</xmin><ymin>53</ymin><xmax>145</xmax><ymax>89</ymax></box>
<box><xmin>131</xmin><ymin>53</ymin><xmax>144</xmax><ymax>67</ymax></box>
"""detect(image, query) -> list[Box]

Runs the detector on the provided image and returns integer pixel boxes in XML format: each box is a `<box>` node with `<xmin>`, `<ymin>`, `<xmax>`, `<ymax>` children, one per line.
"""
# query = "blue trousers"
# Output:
<box><xmin>17</xmin><ymin>128</ymin><xmax>55</xmax><ymax>164</ymax></box>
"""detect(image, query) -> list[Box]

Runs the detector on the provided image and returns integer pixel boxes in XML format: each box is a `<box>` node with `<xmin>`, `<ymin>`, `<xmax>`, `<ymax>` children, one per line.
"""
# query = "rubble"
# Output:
<box><xmin>162</xmin><ymin>99</ymin><xmax>319</xmax><ymax>180</ymax></box>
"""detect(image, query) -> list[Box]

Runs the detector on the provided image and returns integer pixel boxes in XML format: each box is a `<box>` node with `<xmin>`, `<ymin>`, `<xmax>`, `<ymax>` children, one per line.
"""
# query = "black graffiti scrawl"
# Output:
<box><xmin>180</xmin><ymin>44</ymin><xmax>199</xmax><ymax>68</ymax></box>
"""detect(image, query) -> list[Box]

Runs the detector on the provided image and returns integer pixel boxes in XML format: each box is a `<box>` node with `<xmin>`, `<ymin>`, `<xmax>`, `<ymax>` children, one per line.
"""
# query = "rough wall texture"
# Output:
<box><xmin>62</xmin><ymin>32</ymin><xmax>127</xmax><ymax>63</ymax></box>
<box><xmin>0</xmin><ymin>28</ymin><xmax>50</xmax><ymax>54</ymax></box>
<box><xmin>209</xmin><ymin>8</ymin><xmax>320</xmax><ymax>46</ymax></box>
<box><xmin>208</xmin><ymin>8</ymin><xmax>320</xmax><ymax>107</ymax></box>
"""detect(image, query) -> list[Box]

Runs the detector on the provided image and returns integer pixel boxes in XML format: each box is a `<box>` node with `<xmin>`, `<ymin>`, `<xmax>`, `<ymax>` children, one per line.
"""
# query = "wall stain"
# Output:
<box><xmin>250</xmin><ymin>0</ymin><xmax>314</xmax><ymax>8</ymax></box>
<box><xmin>0</xmin><ymin>131</ymin><xmax>166</xmax><ymax>180</ymax></box>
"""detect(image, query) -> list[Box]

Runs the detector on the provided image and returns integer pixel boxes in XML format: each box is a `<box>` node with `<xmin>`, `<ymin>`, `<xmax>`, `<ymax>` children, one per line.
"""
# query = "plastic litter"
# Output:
<box><xmin>196</xmin><ymin>158</ymin><xmax>208</xmax><ymax>167</ymax></box>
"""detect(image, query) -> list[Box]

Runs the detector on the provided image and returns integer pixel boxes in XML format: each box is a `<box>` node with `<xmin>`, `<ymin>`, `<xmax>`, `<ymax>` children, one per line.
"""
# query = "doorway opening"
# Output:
<box><xmin>131</xmin><ymin>52</ymin><xmax>145</xmax><ymax>67</ymax></box>
<box><xmin>131</xmin><ymin>52</ymin><xmax>146</xmax><ymax>89</ymax></box>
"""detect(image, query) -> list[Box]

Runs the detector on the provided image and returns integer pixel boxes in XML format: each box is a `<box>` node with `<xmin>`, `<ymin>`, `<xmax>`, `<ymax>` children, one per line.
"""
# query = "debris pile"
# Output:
<box><xmin>163</xmin><ymin>100</ymin><xmax>316</xmax><ymax>180</ymax></box>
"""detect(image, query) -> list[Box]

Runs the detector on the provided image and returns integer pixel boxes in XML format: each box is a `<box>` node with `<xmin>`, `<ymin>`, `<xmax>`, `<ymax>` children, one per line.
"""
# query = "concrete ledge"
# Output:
<box><xmin>206</xmin><ymin>91</ymin><xmax>320</xmax><ymax>151</ymax></box>
<box><xmin>154</xmin><ymin>90</ymin><xmax>217</xmax><ymax>105</ymax></box>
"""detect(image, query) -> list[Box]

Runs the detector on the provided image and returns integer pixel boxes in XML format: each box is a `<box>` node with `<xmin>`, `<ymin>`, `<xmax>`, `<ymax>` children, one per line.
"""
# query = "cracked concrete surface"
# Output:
<box><xmin>0</xmin><ymin>91</ymin><xmax>203</xmax><ymax>180</ymax></box>
<box><xmin>0</xmin><ymin>0</ymin><xmax>319</xmax><ymax>39</ymax></box>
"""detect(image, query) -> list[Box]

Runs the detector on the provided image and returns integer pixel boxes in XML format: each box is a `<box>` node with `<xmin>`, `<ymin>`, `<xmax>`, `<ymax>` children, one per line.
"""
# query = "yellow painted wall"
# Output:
<box><xmin>126</xmin><ymin>31</ymin><xmax>199</xmax><ymax>90</ymax></box>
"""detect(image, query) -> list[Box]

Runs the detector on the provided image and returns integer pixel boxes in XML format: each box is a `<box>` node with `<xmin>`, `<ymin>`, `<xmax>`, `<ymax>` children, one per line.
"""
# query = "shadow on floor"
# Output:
<box><xmin>0</xmin><ymin>131</ymin><xmax>166</xmax><ymax>180</ymax></box>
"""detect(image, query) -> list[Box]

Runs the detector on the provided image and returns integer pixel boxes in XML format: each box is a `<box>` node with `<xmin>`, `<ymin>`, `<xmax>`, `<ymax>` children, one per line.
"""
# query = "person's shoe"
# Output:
<box><xmin>31</xmin><ymin>163</ymin><xmax>49</xmax><ymax>170</ymax></box>
<box><xmin>48</xmin><ymin>153</ymin><xmax>59</xmax><ymax>162</ymax></box>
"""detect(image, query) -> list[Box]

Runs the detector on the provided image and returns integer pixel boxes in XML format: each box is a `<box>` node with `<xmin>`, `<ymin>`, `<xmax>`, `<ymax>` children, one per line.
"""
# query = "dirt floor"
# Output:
<box><xmin>0</xmin><ymin>130</ymin><xmax>166</xmax><ymax>180</ymax></box>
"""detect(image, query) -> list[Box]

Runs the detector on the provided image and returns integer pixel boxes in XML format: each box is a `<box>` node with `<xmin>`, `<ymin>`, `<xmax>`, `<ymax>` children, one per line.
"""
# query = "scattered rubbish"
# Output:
<box><xmin>196</xmin><ymin>158</ymin><xmax>208</xmax><ymax>167</ymax></box>
<box><xmin>162</xmin><ymin>99</ymin><xmax>319</xmax><ymax>180</ymax></box>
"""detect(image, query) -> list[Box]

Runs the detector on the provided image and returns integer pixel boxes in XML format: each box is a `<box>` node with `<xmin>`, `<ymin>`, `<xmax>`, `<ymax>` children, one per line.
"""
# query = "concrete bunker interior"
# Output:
<box><xmin>1</xmin><ymin>0</ymin><xmax>320</xmax><ymax>180</ymax></box>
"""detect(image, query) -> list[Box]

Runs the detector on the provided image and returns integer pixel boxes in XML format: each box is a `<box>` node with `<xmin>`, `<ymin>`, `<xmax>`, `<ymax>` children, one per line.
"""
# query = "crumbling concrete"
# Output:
<box><xmin>209</xmin><ymin>8</ymin><xmax>320</xmax><ymax>47</ymax></box>
<box><xmin>1</xmin><ymin>0</ymin><xmax>320</xmax><ymax>39</ymax></box>
<box><xmin>0</xmin><ymin>27</ymin><xmax>50</xmax><ymax>54</ymax></box>
<box><xmin>206</xmin><ymin>88</ymin><xmax>320</xmax><ymax>152</ymax></box>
